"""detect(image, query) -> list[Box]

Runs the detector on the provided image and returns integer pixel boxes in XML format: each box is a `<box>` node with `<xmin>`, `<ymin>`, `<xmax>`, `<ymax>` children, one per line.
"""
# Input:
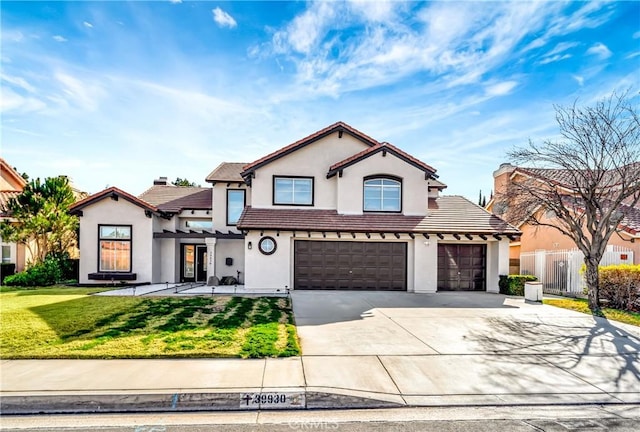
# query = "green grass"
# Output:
<box><xmin>0</xmin><ymin>287</ymin><xmax>300</xmax><ymax>359</ymax></box>
<box><xmin>543</xmin><ymin>297</ymin><xmax>640</xmax><ymax>327</ymax></box>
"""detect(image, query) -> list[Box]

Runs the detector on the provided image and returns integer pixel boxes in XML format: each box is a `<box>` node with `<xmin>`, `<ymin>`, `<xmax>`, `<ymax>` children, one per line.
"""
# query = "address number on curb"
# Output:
<box><xmin>239</xmin><ymin>392</ymin><xmax>305</xmax><ymax>409</ymax></box>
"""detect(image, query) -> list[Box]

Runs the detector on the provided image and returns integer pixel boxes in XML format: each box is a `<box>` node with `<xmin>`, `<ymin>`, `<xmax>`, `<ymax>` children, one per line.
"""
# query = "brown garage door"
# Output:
<box><xmin>437</xmin><ymin>244</ymin><xmax>486</xmax><ymax>291</ymax></box>
<box><xmin>294</xmin><ymin>241</ymin><xmax>407</xmax><ymax>290</ymax></box>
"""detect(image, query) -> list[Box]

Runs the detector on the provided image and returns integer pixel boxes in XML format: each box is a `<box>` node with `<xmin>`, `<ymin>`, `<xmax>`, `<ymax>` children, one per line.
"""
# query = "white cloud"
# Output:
<box><xmin>626</xmin><ymin>51</ymin><xmax>640</xmax><ymax>59</ymax></box>
<box><xmin>1</xmin><ymin>73</ymin><xmax>36</xmax><ymax>93</ymax></box>
<box><xmin>348</xmin><ymin>0</ymin><xmax>397</xmax><ymax>22</ymax></box>
<box><xmin>586</xmin><ymin>42</ymin><xmax>612</xmax><ymax>59</ymax></box>
<box><xmin>572</xmin><ymin>75</ymin><xmax>585</xmax><ymax>86</ymax></box>
<box><xmin>485</xmin><ymin>81</ymin><xmax>518</xmax><ymax>97</ymax></box>
<box><xmin>83</xmin><ymin>21</ymin><xmax>93</xmax><ymax>28</ymax></box>
<box><xmin>55</xmin><ymin>72</ymin><xmax>106</xmax><ymax>111</ymax></box>
<box><xmin>634</xmin><ymin>31</ymin><xmax>640</xmax><ymax>39</ymax></box>
<box><xmin>272</xmin><ymin>2</ymin><xmax>337</xmax><ymax>54</ymax></box>
<box><xmin>169</xmin><ymin>0</ymin><xmax>182</xmax><ymax>3</ymax></box>
<box><xmin>544</xmin><ymin>41</ymin><xmax>579</xmax><ymax>57</ymax></box>
<box><xmin>0</xmin><ymin>87</ymin><xmax>46</xmax><ymax>113</ymax></box>
<box><xmin>212</xmin><ymin>7</ymin><xmax>237</xmax><ymax>29</ymax></box>
<box><xmin>53</xmin><ymin>35</ymin><xmax>68</xmax><ymax>42</ymax></box>
<box><xmin>538</xmin><ymin>53</ymin><xmax>572</xmax><ymax>65</ymax></box>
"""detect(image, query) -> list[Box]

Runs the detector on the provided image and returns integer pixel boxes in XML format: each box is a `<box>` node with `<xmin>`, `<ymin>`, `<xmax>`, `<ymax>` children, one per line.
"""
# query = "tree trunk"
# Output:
<box><xmin>584</xmin><ymin>257</ymin><xmax>602</xmax><ymax>315</ymax></box>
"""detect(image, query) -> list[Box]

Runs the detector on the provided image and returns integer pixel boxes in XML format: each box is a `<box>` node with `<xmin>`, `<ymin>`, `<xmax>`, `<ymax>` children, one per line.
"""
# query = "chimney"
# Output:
<box><xmin>154</xmin><ymin>176</ymin><xmax>168</xmax><ymax>186</ymax></box>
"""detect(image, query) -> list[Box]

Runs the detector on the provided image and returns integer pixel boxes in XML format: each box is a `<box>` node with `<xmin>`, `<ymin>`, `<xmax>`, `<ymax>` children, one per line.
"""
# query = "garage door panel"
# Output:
<box><xmin>437</xmin><ymin>244</ymin><xmax>486</xmax><ymax>291</ymax></box>
<box><xmin>295</xmin><ymin>241</ymin><xmax>407</xmax><ymax>291</ymax></box>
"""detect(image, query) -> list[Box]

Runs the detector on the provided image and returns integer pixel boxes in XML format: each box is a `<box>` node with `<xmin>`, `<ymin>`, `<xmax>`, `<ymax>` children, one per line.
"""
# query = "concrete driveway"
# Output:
<box><xmin>291</xmin><ymin>291</ymin><xmax>640</xmax><ymax>405</ymax></box>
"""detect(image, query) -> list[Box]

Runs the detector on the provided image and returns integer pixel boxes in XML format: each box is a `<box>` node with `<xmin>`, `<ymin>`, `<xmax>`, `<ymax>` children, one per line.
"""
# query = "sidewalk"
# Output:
<box><xmin>2</xmin><ymin>354</ymin><xmax>639</xmax><ymax>414</ymax></box>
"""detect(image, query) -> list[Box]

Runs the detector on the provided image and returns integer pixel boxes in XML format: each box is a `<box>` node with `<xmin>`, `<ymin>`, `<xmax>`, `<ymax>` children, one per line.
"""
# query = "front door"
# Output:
<box><xmin>196</xmin><ymin>245</ymin><xmax>207</xmax><ymax>282</ymax></box>
<box><xmin>182</xmin><ymin>244</ymin><xmax>207</xmax><ymax>282</ymax></box>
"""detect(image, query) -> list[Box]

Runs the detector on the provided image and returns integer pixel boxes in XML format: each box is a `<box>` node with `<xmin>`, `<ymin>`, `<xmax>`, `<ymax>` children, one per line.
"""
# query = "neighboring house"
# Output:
<box><xmin>489</xmin><ymin>163</ymin><xmax>640</xmax><ymax>266</ymax></box>
<box><xmin>70</xmin><ymin>122</ymin><xmax>519</xmax><ymax>292</ymax></box>
<box><xmin>0</xmin><ymin>158</ymin><xmax>28</xmax><ymax>272</ymax></box>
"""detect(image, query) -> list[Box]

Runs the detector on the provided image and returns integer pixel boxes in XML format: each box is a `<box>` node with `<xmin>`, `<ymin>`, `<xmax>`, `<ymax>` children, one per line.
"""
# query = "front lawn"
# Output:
<box><xmin>0</xmin><ymin>287</ymin><xmax>300</xmax><ymax>358</ymax></box>
<box><xmin>543</xmin><ymin>297</ymin><xmax>640</xmax><ymax>327</ymax></box>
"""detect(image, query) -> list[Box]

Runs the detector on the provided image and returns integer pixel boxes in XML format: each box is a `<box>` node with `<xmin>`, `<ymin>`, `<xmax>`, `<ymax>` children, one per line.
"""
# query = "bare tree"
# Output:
<box><xmin>502</xmin><ymin>91</ymin><xmax>640</xmax><ymax>313</ymax></box>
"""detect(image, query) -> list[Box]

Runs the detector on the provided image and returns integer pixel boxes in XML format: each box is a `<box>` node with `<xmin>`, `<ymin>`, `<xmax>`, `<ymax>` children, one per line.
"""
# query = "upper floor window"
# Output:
<box><xmin>273</xmin><ymin>176</ymin><xmax>313</xmax><ymax>206</ymax></box>
<box><xmin>227</xmin><ymin>189</ymin><xmax>246</xmax><ymax>225</ymax></box>
<box><xmin>99</xmin><ymin>225</ymin><xmax>131</xmax><ymax>272</ymax></box>
<box><xmin>364</xmin><ymin>177</ymin><xmax>401</xmax><ymax>212</ymax></box>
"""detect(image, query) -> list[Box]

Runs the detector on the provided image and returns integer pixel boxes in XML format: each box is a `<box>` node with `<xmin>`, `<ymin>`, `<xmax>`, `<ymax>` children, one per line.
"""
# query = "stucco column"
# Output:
<box><xmin>205</xmin><ymin>237</ymin><xmax>217</xmax><ymax>284</ymax></box>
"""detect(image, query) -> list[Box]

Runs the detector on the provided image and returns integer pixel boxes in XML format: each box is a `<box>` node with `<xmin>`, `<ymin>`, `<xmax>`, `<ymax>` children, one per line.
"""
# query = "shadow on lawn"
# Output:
<box><xmin>468</xmin><ymin>314</ymin><xmax>640</xmax><ymax>393</ymax></box>
<box><xmin>30</xmin><ymin>296</ymin><xmax>293</xmax><ymax>340</ymax></box>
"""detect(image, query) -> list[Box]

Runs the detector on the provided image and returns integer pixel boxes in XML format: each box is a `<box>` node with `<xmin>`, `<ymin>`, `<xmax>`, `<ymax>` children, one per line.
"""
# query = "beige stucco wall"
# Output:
<box><xmin>413</xmin><ymin>238</ymin><xmax>438</xmax><ymax>293</ymax></box>
<box><xmin>336</xmin><ymin>152</ymin><xmax>429</xmax><ymax>216</ymax></box>
<box><xmin>244</xmin><ymin>231</ymin><xmax>292</xmax><ymax>291</ymax></box>
<box><xmin>518</xmin><ymin>221</ymin><xmax>639</xmax><ymax>264</ymax></box>
<box><xmin>77</xmin><ymin>198</ymin><xmax>155</xmax><ymax>284</ymax></box>
<box><xmin>212</xmin><ymin>184</ymin><xmax>250</xmax><ymax>232</ymax></box>
<box><xmin>242</xmin><ymin>231</ymin><xmax>510</xmax><ymax>293</ymax></box>
<box><xmin>250</xmin><ymin>132</ymin><xmax>369</xmax><ymax>210</ymax></box>
<box><xmin>214</xmin><ymin>238</ymin><xmax>245</xmax><ymax>282</ymax></box>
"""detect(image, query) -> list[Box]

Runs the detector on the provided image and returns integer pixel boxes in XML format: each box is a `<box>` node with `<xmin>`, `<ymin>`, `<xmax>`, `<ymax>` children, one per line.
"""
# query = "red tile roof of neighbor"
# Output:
<box><xmin>0</xmin><ymin>191</ymin><xmax>21</xmax><ymax>217</ymax></box>
<box><xmin>241</xmin><ymin>121</ymin><xmax>380</xmax><ymax>174</ymax></box>
<box><xmin>0</xmin><ymin>158</ymin><xmax>28</xmax><ymax>191</ymax></box>
<box><xmin>515</xmin><ymin>163</ymin><xmax>640</xmax><ymax>190</ymax></box>
<box><xmin>69</xmin><ymin>187</ymin><xmax>159</xmax><ymax>214</ymax></box>
<box><xmin>327</xmin><ymin>142</ymin><xmax>438</xmax><ymax>178</ymax></box>
<box><xmin>618</xmin><ymin>202</ymin><xmax>640</xmax><ymax>235</ymax></box>
<box><xmin>238</xmin><ymin>196</ymin><xmax>520</xmax><ymax>235</ymax></box>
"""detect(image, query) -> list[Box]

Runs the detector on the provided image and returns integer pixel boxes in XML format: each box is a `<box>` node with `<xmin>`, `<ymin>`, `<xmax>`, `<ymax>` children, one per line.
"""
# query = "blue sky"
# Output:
<box><xmin>2</xmin><ymin>1</ymin><xmax>639</xmax><ymax>201</ymax></box>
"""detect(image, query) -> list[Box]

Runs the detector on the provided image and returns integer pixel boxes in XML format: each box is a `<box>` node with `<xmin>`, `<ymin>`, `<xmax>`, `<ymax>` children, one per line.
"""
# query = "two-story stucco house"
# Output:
<box><xmin>70</xmin><ymin>122</ymin><xmax>519</xmax><ymax>293</ymax></box>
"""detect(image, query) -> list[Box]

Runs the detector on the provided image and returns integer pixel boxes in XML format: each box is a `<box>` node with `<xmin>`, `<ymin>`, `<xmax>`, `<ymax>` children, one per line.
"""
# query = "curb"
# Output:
<box><xmin>0</xmin><ymin>391</ymin><xmax>402</xmax><ymax>415</ymax></box>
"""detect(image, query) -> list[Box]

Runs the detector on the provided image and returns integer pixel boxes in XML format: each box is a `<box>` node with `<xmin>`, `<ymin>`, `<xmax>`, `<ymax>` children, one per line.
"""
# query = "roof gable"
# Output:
<box><xmin>206</xmin><ymin>162</ymin><xmax>247</xmax><ymax>184</ymax></box>
<box><xmin>327</xmin><ymin>142</ymin><xmax>438</xmax><ymax>179</ymax></box>
<box><xmin>0</xmin><ymin>158</ymin><xmax>27</xmax><ymax>192</ymax></box>
<box><xmin>69</xmin><ymin>187</ymin><xmax>159</xmax><ymax>215</ymax></box>
<box><xmin>241</xmin><ymin>121</ymin><xmax>379</xmax><ymax>177</ymax></box>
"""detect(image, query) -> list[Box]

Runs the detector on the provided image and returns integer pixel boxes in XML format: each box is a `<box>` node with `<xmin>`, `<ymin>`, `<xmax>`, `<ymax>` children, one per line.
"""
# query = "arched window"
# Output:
<box><xmin>363</xmin><ymin>177</ymin><xmax>401</xmax><ymax>212</ymax></box>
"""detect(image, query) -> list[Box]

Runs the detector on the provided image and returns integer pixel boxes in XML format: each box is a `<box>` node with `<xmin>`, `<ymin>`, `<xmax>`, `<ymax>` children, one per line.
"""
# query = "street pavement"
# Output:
<box><xmin>1</xmin><ymin>291</ymin><xmax>638</xmax><ymax>413</ymax></box>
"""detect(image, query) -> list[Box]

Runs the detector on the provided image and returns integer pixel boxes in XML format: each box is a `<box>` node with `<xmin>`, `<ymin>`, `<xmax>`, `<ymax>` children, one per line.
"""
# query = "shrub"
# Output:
<box><xmin>598</xmin><ymin>264</ymin><xmax>640</xmax><ymax>312</ymax></box>
<box><xmin>499</xmin><ymin>274</ymin><xmax>538</xmax><ymax>296</ymax></box>
<box><xmin>3</xmin><ymin>254</ymin><xmax>64</xmax><ymax>287</ymax></box>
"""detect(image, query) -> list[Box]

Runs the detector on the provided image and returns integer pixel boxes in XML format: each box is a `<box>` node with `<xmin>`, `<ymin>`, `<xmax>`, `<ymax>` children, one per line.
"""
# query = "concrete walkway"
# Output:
<box><xmin>1</xmin><ymin>292</ymin><xmax>639</xmax><ymax>413</ymax></box>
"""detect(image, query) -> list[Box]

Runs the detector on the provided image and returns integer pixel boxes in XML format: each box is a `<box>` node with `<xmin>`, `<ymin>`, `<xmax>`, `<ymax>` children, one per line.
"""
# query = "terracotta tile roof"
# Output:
<box><xmin>69</xmin><ymin>187</ymin><xmax>159</xmax><ymax>214</ymax></box>
<box><xmin>0</xmin><ymin>158</ymin><xmax>27</xmax><ymax>191</ymax></box>
<box><xmin>206</xmin><ymin>162</ymin><xmax>248</xmax><ymax>183</ymax></box>
<box><xmin>138</xmin><ymin>185</ymin><xmax>212</xmax><ymax>212</ymax></box>
<box><xmin>0</xmin><ymin>191</ymin><xmax>21</xmax><ymax>217</ymax></box>
<box><xmin>238</xmin><ymin>196</ymin><xmax>519</xmax><ymax>235</ymax></box>
<box><xmin>242</xmin><ymin>121</ymin><xmax>379</xmax><ymax>175</ymax></box>
<box><xmin>620</xmin><ymin>202</ymin><xmax>640</xmax><ymax>235</ymax></box>
<box><xmin>327</xmin><ymin>142</ymin><xmax>438</xmax><ymax>178</ymax></box>
<box><xmin>516</xmin><ymin>163</ymin><xmax>640</xmax><ymax>190</ymax></box>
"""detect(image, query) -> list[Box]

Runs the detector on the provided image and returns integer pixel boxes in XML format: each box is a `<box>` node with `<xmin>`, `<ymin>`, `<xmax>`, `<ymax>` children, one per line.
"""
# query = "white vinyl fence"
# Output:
<box><xmin>520</xmin><ymin>246</ymin><xmax>634</xmax><ymax>295</ymax></box>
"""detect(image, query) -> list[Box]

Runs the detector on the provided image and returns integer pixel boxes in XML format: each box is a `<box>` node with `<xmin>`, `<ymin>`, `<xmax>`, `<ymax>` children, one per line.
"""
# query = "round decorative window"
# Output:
<box><xmin>258</xmin><ymin>236</ymin><xmax>277</xmax><ymax>255</ymax></box>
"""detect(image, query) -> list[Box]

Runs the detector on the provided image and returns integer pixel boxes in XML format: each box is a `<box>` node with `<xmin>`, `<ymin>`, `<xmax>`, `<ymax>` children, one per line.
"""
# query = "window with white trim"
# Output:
<box><xmin>274</xmin><ymin>177</ymin><xmax>313</xmax><ymax>206</ymax></box>
<box><xmin>99</xmin><ymin>225</ymin><xmax>131</xmax><ymax>272</ymax></box>
<box><xmin>364</xmin><ymin>177</ymin><xmax>401</xmax><ymax>212</ymax></box>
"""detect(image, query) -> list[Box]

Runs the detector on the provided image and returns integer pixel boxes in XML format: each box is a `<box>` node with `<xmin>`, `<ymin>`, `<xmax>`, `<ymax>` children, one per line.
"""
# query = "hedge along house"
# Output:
<box><xmin>70</xmin><ymin>122</ymin><xmax>519</xmax><ymax>292</ymax></box>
